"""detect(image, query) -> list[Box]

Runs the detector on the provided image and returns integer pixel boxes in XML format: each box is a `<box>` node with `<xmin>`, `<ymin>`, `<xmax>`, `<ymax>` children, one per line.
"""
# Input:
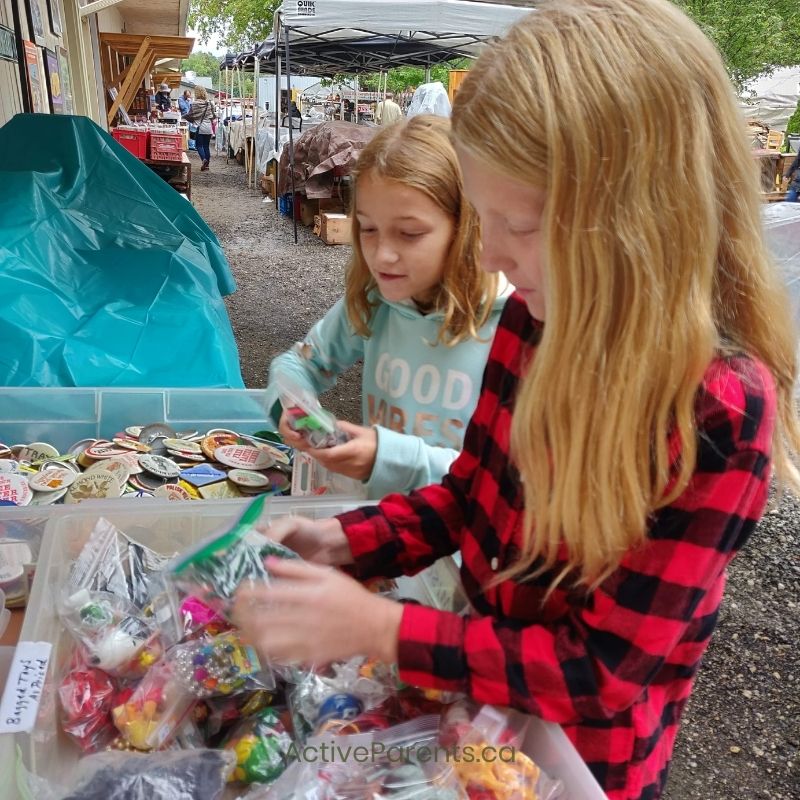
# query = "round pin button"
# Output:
<box><xmin>163</xmin><ymin>438</ymin><xmax>202</xmax><ymax>454</ymax></box>
<box><xmin>214</xmin><ymin>445</ymin><xmax>274</xmax><ymax>470</ymax></box>
<box><xmin>153</xmin><ymin>483</ymin><xmax>192</xmax><ymax>501</ymax></box>
<box><xmin>138</xmin><ymin>423</ymin><xmax>177</xmax><ymax>445</ymax></box>
<box><xmin>85</xmin><ymin>458</ymin><xmax>132</xmax><ymax>486</ymax></box>
<box><xmin>19</xmin><ymin>442</ymin><xmax>60</xmax><ymax>463</ymax></box>
<box><xmin>112</xmin><ymin>438</ymin><xmax>152</xmax><ymax>453</ymax></box>
<box><xmin>138</xmin><ymin>454</ymin><xmax>182</xmax><ymax>479</ymax></box>
<box><xmin>28</xmin><ymin>467</ymin><xmax>78</xmax><ymax>492</ymax></box>
<box><xmin>227</xmin><ymin>469</ymin><xmax>271</xmax><ymax>489</ymax></box>
<box><xmin>0</xmin><ymin>459</ymin><xmax>22</xmax><ymax>474</ymax></box>
<box><xmin>65</xmin><ymin>473</ymin><xmax>123</xmax><ymax>504</ymax></box>
<box><xmin>85</xmin><ymin>442</ymin><xmax>130</xmax><ymax>459</ymax></box>
<box><xmin>0</xmin><ymin>473</ymin><xmax>32</xmax><ymax>506</ymax></box>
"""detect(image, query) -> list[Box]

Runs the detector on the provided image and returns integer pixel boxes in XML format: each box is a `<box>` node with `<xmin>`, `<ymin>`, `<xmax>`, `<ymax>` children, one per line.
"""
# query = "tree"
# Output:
<box><xmin>676</xmin><ymin>0</ymin><xmax>800</xmax><ymax>89</ymax></box>
<box><xmin>188</xmin><ymin>0</ymin><xmax>280</xmax><ymax>52</ymax></box>
<box><xmin>181</xmin><ymin>51</ymin><xmax>222</xmax><ymax>89</ymax></box>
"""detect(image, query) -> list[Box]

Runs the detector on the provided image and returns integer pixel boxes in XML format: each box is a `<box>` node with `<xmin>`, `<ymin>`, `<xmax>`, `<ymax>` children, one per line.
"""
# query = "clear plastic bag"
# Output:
<box><xmin>58</xmin><ymin>649</ymin><xmax>118</xmax><ymax>753</ymax></box>
<box><xmin>440</xmin><ymin>701</ymin><xmax>565</xmax><ymax>800</ymax></box>
<box><xmin>58</xmin><ymin>589</ymin><xmax>163</xmax><ymax>678</ymax></box>
<box><xmin>287</xmin><ymin>657</ymin><xmax>398</xmax><ymax>742</ymax></box>
<box><xmin>168</xmin><ymin>630</ymin><xmax>276</xmax><ymax>697</ymax></box>
<box><xmin>166</xmin><ymin>495</ymin><xmax>299</xmax><ymax>619</ymax></box>
<box><xmin>222</xmin><ymin>705</ymin><xmax>294</xmax><ymax>784</ymax></box>
<box><xmin>58</xmin><ymin>748</ymin><xmax>236</xmax><ymax>800</ymax></box>
<box><xmin>275</xmin><ymin>374</ymin><xmax>350</xmax><ymax>449</ymax></box>
<box><xmin>65</xmin><ymin>517</ymin><xmax>173</xmax><ymax>610</ymax></box>
<box><xmin>111</xmin><ymin>660</ymin><xmax>197</xmax><ymax>751</ymax></box>
<box><xmin>265</xmin><ymin>716</ymin><xmax>466</xmax><ymax>799</ymax></box>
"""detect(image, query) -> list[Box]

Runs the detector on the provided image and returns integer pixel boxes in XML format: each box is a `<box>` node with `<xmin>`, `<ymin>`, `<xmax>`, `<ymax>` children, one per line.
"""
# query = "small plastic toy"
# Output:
<box><xmin>276</xmin><ymin>375</ymin><xmax>350</xmax><ymax>449</ymax></box>
<box><xmin>223</xmin><ymin>706</ymin><xmax>293</xmax><ymax>784</ymax></box>
<box><xmin>171</xmin><ymin>631</ymin><xmax>272</xmax><ymax>698</ymax></box>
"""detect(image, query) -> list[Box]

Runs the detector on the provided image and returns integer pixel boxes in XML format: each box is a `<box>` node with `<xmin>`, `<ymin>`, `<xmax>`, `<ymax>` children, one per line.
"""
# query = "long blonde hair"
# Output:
<box><xmin>451</xmin><ymin>0</ymin><xmax>800</xmax><ymax>591</ymax></box>
<box><xmin>345</xmin><ymin>115</ymin><xmax>497</xmax><ymax>345</ymax></box>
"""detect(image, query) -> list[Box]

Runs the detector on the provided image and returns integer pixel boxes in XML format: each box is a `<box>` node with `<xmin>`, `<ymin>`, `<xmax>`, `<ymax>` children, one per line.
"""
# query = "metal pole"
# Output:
<box><xmin>274</xmin><ymin>26</ymin><xmax>281</xmax><ymax>215</ymax></box>
<box><xmin>354</xmin><ymin>74</ymin><xmax>359</xmax><ymax>125</ymax></box>
<box><xmin>253</xmin><ymin>53</ymin><xmax>260</xmax><ymax>191</ymax></box>
<box><xmin>284</xmin><ymin>22</ymin><xmax>299</xmax><ymax>244</ymax></box>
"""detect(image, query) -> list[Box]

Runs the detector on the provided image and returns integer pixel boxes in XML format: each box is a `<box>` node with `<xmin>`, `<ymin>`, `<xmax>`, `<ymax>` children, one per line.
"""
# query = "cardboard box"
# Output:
<box><xmin>317</xmin><ymin>212</ymin><xmax>351</xmax><ymax>245</ymax></box>
<box><xmin>261</xmin><ymin>174</ymin><xmax>276</xmax><ymax>198</ymax></box>
<box><xmin>300</xmin><ymin>197</ymin><xmax>319</xmax><ymax>227</ymax></box>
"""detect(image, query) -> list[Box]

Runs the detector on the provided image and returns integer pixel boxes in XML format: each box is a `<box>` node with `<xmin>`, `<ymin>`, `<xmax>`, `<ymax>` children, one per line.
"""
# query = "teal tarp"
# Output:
<box><xmin>0</xmin><ymin>114</ymin><xmax>244</xmax><ymax>388</ymax></box>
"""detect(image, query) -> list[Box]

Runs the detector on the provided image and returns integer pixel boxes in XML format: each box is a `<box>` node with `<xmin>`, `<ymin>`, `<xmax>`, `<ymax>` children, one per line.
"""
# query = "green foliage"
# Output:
<box><xmin>787</xmin><ymin>101</ymin><xmax>800</xmax><ymax>136</ymax></box>
<box><xmin>188</xmin><ymin>0</ymin><xmax>281</xmax><ymax>52</ymax></box>
<box><xmin>675</xmin><ymin>0</ymin><xmax>800</xmax><ymax>89</ymax></box>
<box><xmin>181</xmin><ymin>51</ymin><xmax>222</xmax><ymax>89</ymax></box>
<box><xmin>320</xmin><ymin>59</ymin><xmax>471</xmax><ymax>94</ymax></box>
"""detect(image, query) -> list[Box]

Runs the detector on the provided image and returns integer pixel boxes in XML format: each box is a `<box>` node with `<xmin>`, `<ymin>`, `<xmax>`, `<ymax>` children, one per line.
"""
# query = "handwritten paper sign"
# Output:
<box><xmin>0</xmin><ymin>642</ymin><xmax>52</xmax><ymax>734</ymax></box>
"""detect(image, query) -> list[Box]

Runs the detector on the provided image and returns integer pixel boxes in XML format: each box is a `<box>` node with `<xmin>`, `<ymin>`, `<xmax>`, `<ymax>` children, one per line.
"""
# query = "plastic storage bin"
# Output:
<box><xmin>2</xmin><ymin>497</ymin><xmax>605</xmax><ymax>800</ymax></box>
<box><xmin>148</xmin><ymin>130</ymin><xmax>183</xmax><ymax>161</ymax></box>
<box><xmin>0</xmin><ymin>386</ymin><xmax>284</xmax><ymax>588</ymax></box>
<box><xmin>111</xmin><ymin>126</ymin><xmax>149</xmax><ymax>159</ymax></box>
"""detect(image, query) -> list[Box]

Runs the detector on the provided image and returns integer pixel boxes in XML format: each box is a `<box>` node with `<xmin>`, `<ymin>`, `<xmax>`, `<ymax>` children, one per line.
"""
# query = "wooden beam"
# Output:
<box><xmin>107</xmin><ymin>36</ymin><xmax>152</xmax><ymax>125</ymax></box>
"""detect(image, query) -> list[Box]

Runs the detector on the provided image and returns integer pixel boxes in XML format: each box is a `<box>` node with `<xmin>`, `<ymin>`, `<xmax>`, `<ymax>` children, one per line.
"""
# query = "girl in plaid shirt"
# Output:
<box><xmin>234</xmin><ymin>1</ymin><xmax>800</xmax><ymax>797</ymax></box>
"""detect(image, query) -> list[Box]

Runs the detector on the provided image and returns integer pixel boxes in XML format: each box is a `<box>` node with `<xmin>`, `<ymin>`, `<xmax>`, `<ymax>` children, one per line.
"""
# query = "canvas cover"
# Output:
<box><xmin>0</xmin><ymin>114</ymin><xmax>243</xmax><ymax>387</ymax></box>
<box><xmin>278</xmin><ymin>120</ymin><xmax>378</xmax><ymax>197</ymax></box>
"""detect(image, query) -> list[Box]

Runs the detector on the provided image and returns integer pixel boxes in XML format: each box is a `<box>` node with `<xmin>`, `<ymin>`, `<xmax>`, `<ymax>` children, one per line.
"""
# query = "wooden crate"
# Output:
<box><xmin>314</xmin><ymin>212</ymin><xmax>351</xmax><ymax>245</ymax></box>
<box><xmin>300</xmin><ymin>197</ymin><xmax>319</xmax><ymax>227</ymax></box>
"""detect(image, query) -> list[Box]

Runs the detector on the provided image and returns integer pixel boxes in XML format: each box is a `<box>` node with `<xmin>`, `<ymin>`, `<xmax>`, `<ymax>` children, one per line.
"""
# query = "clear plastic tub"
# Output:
<box><xmin>4</xmin><ymin>497</ymin><xmax>605</xmax><ymax>800</ymax></box>
<box><xmin>0</xmin><ymin>386</ymin><xmax>282</xmax><ymax>606</ymax></box>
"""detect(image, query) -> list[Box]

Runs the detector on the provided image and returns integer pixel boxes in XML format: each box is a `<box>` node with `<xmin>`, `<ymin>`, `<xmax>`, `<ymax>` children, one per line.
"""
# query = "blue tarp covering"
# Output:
<box><xmin>0</xmin><ymin>114</ymin><xmax>244</xmax><ymax>387</ymax></box>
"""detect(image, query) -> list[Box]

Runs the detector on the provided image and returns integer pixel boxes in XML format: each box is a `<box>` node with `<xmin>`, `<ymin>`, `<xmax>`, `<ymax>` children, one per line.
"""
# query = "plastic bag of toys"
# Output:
<box><xmin>111</xmin><ymin>660</ymin><xmax>197</xmax><ymax>751</ymax></box>
<box><xmin>58</xmin><ymin>649</ymin><xmax>119</xmax><ymax>753</ymax></box>
<box><xmin>165</xmin><ymin>495</ymin><xmax>298</xmax><ymax>620</ymax></box>
<box><xmin>222</xmin><ymin>705</ymin><xmax>294</xmax><ymax>784</ymax></box>
<box><xmin>440</xmin><ymin>701</ymin><xmax>565</xmax><ymax>800</ymax></box>
<box><xmin>58</xmin><ymin>748</ymin><xmax>236</xmax><ymax>800</ymax></box>
<box><xmin>167</xmin><ymin>629</ymin><xmax>276</xmax><ymax>698</ymax></box>
<box><xmin>58</xmin><ymin>589</ymin><xmax>162</xmax><ymax>679</ymax></box>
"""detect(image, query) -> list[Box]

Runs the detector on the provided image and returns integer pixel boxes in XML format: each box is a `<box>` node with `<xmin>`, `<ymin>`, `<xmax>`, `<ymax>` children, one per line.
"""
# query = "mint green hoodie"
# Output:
<box><xmin>267</xmin><ymin>286</ymin><xmax>511</xmax><ymax>499</ymax></box>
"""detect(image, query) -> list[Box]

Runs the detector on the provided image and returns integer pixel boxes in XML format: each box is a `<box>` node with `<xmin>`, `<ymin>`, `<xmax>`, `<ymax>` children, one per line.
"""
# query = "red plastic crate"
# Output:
<box><xmin>112</xmin><ymin>127</ymin><xmax>149</xmax><ymax>159</ymax></box>
<box><xmin>148</xmin><ymin>131</ymin><xmax>183</xmax><ymax>161</ymax></box>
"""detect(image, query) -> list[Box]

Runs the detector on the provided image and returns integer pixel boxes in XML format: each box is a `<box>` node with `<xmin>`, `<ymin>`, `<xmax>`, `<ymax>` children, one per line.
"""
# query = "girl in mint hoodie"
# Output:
<box><xmin>268</xmin><ymin>115</ymin><xmax>510</xmax><ymax>499</ymax></box>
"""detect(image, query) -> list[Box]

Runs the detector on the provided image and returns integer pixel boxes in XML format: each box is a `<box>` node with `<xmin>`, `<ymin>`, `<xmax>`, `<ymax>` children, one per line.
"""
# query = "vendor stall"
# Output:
<box><xmin>232</xmin><ymin>0</ymin><xmax>531</xmax><ymax>242</ymax></box>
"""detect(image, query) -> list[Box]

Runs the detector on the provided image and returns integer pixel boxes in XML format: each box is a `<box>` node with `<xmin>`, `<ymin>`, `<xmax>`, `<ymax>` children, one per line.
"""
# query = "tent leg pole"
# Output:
<box><xmin>284</xmin><ymin>24</ymin><xmax>299</xmax><ymax>245</ymax></box>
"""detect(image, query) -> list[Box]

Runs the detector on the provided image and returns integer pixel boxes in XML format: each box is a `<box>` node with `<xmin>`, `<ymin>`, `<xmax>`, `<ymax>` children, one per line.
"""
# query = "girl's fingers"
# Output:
<box><xmin>265</xmin><ymin>556</ymin><xmax>332</xmax><ymax>580</ymax></box>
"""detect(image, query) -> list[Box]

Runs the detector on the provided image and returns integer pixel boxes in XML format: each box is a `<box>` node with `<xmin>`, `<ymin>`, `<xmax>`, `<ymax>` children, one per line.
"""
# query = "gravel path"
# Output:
<box><xmin>191</xmin><ymin>149</ymin><xmax>799</xmax><ymax>799</ymax></box>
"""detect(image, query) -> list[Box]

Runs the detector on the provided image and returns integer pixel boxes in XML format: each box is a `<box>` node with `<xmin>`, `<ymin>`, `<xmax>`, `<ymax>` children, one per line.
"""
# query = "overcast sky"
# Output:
<box><xmin>187</xmin><ymin>27</ymin><xmax>227</xmax><ymax>55</ymax></box>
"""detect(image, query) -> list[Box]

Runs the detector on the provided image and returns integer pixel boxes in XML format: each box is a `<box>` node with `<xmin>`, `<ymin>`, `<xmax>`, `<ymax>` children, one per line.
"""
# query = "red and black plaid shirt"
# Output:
<box><xmin>336</xmin><ymin>293</ymin><xmax>775</xmax><ymax>800</ymax></box>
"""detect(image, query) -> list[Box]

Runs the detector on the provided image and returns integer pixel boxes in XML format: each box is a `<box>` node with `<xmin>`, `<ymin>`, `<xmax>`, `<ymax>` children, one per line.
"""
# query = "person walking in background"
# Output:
<box><xmin>375</xmin><ymin>91</ymin><xmax>403</xmax><ymax>126</ymax></box>
<box><xmin>784</xmin><ymin>149</ymin><xmax>800</xmax><ymax>201</ymax></box>
<box><xmin>182</xmin><ymin>86</ymin><xmax>216</xmax><ymax>171</ymax></box>
<box><xmin>179</xmin><ymin>90</ymin><xmax>197</xmax><ymax>151</ymax></box>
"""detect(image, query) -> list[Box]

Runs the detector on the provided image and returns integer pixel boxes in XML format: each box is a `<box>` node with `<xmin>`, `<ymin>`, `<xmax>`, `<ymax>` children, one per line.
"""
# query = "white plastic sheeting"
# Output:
<box><xmin>739</xmin><ymin>66</ymin><xmax>800</xmax><ymax>130</ymax></box>
<box><xmin>278</xmin><ymin>0</ymin><xmax>531</xmax><ymax>39</ymax></box>
<box><xmin>763</xmin><ymin>203</ymin><xmax>800</xmax><ymax>326</ymax></box>
<box><xmin>406</xmin><ymin>82</ymin><xmax>452</xmax><ymax>118</ymax></box>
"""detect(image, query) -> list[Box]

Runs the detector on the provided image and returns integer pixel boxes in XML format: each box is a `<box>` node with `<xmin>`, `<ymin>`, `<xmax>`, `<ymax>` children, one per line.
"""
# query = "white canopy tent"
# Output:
<box><xmin>268</xmin><ymin>0</ymin><xmax>532</xmax><ymax>241</ymax></box>
<box><xmin>739</xmin><ymin>66</ymin><xmax>800</xmax><ymax>131</ymax></box>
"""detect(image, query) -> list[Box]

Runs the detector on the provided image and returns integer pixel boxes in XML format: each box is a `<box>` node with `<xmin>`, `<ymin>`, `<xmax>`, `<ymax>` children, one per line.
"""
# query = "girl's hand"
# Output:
<box><xmin>232</xmin><ymin>557</ymin><xmax>402</xmax><ymax>668</ymax></box>
<box><xmin>258</xmin><ymin>517</ymin><xmax>353</xmax><ymax>567</ymax></box>
<box><xmin>307</xmin><ymin>420</ymin><xmax>378</xmax><ymax>482</ymax></box>
<box><xmin>278</xmin><ymin>411</ymin><xmax>312</xmax><ymax>452</ymax></box>
<box><xmin>260</xmin><ymin>516</ymin><xmax>354</xmax><ymax>566</ymax></box>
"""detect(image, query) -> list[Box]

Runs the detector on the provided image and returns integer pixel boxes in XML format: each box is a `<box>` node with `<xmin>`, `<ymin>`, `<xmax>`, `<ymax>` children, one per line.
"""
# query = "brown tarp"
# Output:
<box><xmin>278</xmin><ymin>121</ymin><xmax>379</xmax><ymax>199</ymax></box>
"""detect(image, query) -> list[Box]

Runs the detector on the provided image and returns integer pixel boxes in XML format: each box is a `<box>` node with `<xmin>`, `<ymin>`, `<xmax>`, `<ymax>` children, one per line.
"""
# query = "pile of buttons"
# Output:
<box><xmin>0</xmin><ymin>425</ymin><xmax>293</xmax><ymax>506</ymax></box>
